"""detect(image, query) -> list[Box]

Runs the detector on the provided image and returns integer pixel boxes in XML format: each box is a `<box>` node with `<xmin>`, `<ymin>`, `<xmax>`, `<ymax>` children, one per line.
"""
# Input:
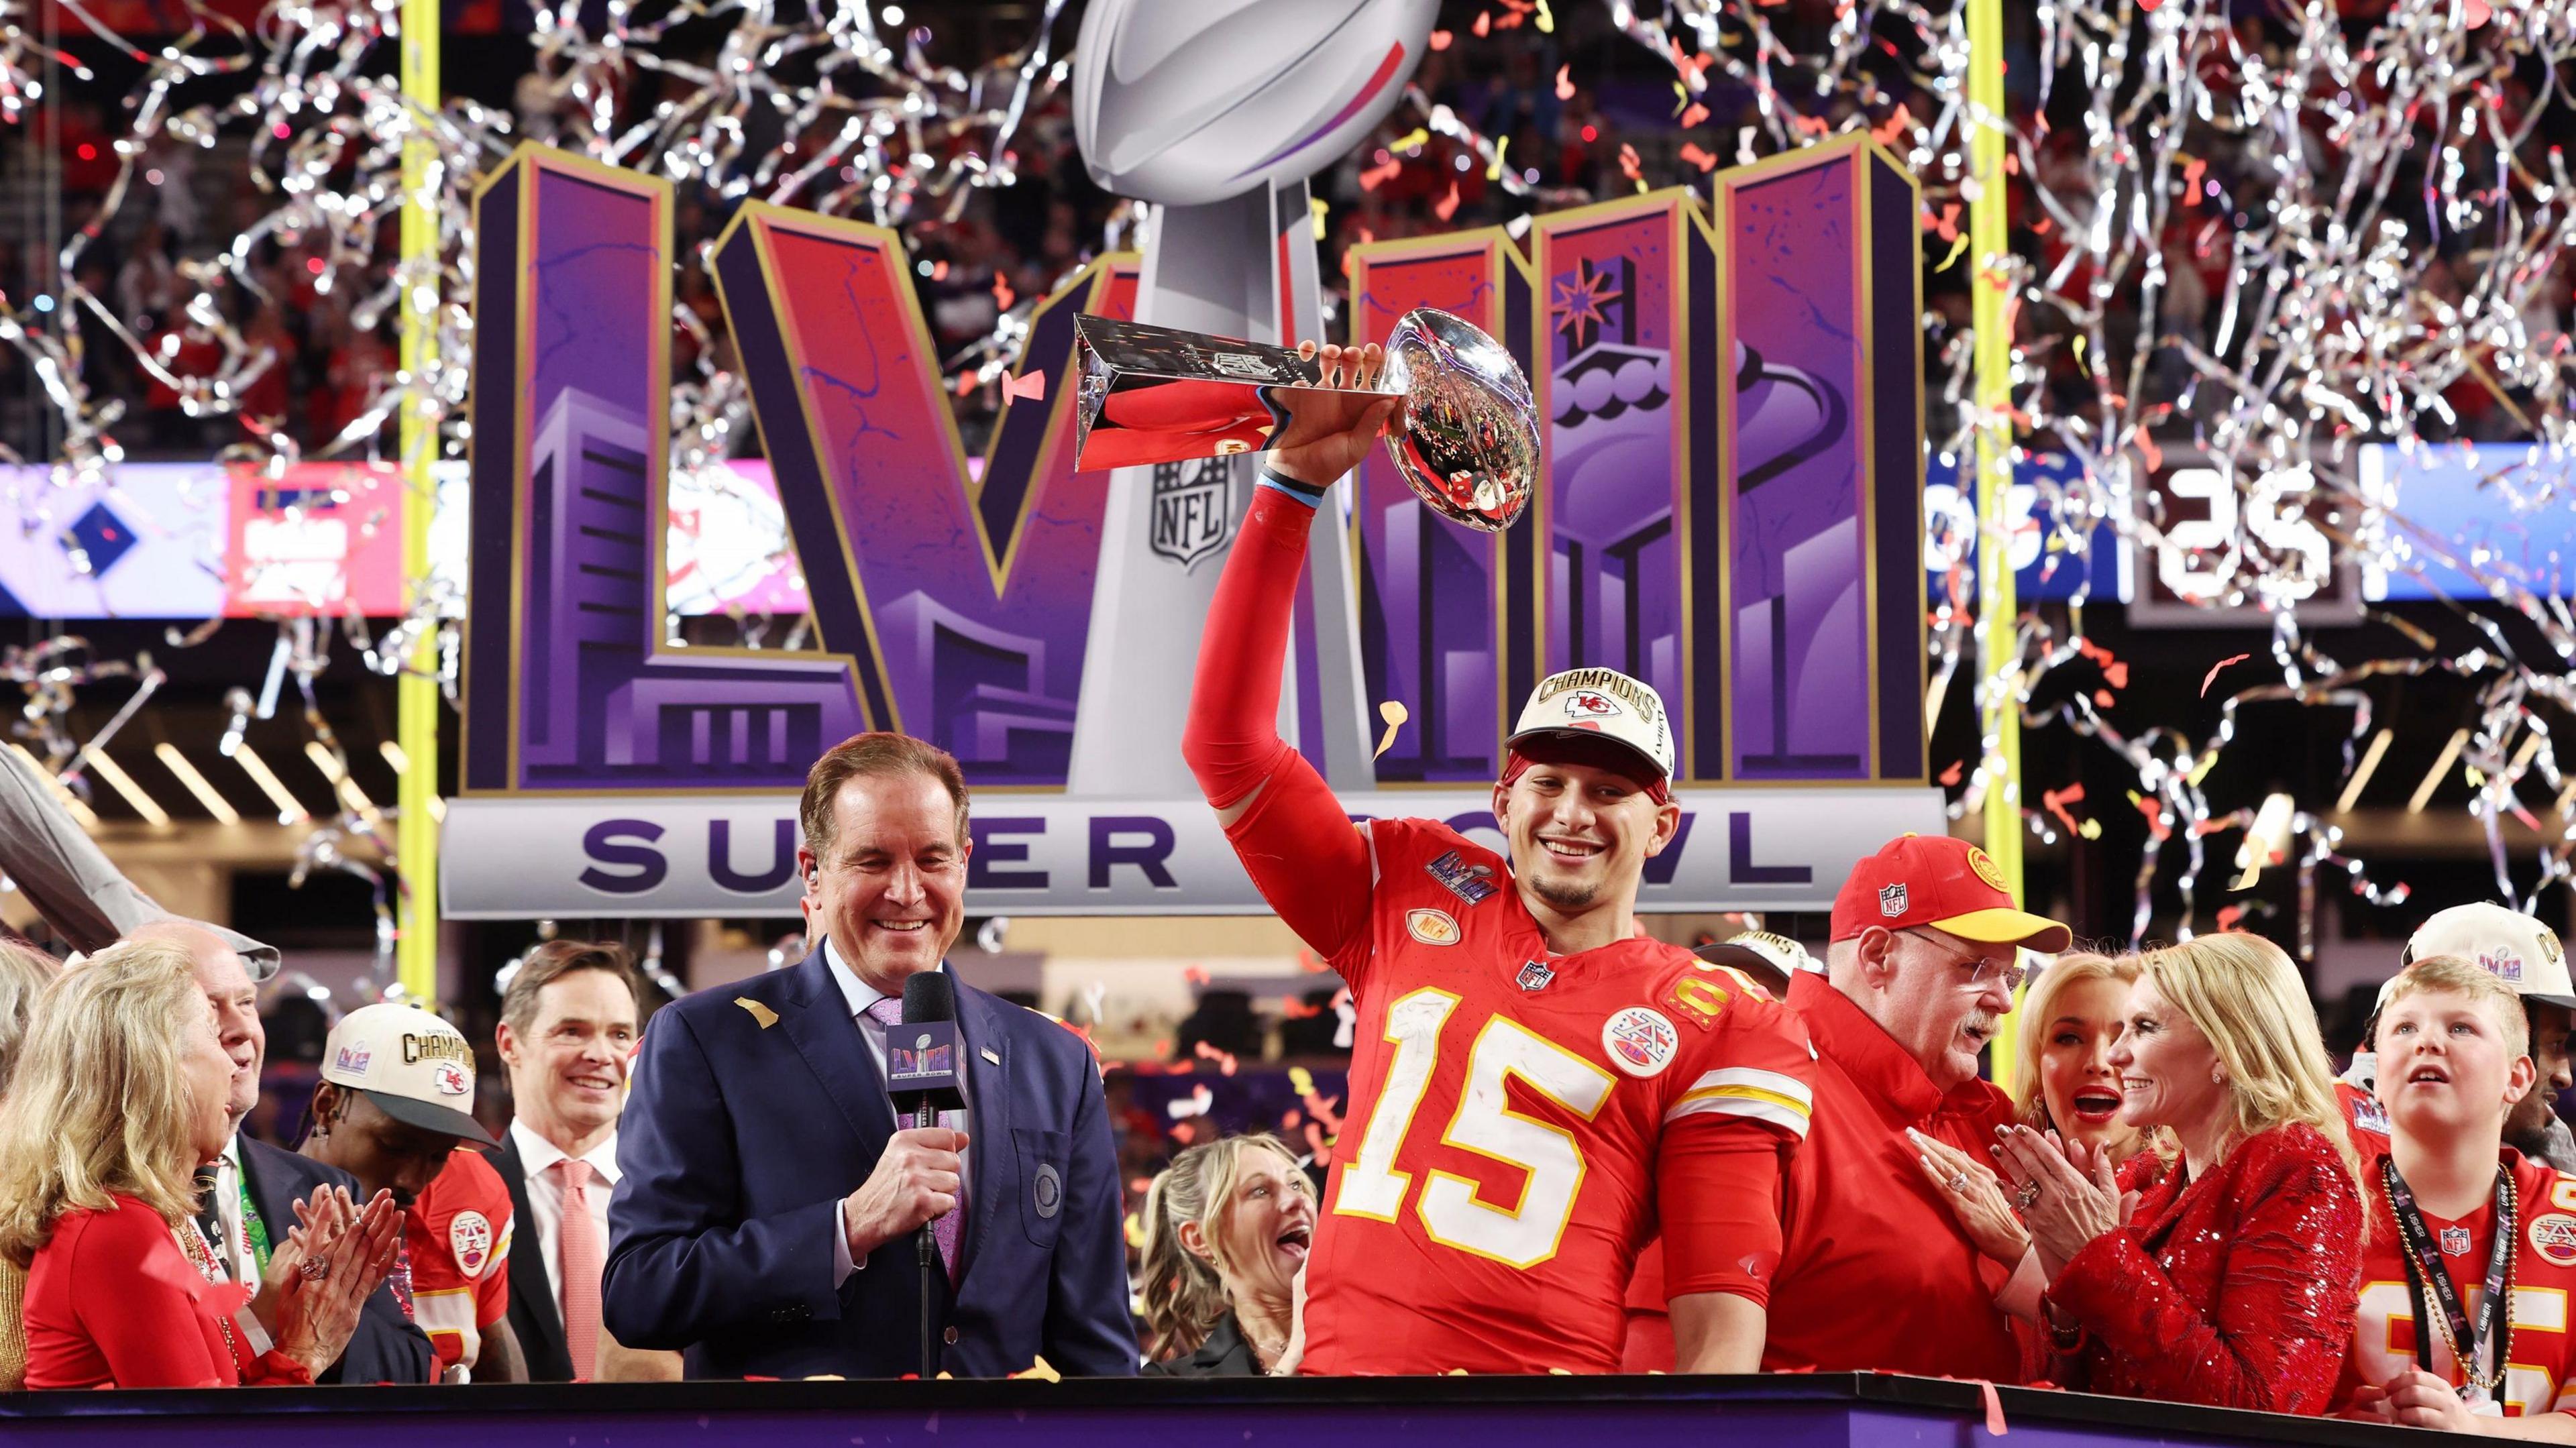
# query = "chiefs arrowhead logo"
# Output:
<box><xmin>1563</xmin><ymin>690</ymin><xmax>1623</xmax><ymax>718</ymax></box>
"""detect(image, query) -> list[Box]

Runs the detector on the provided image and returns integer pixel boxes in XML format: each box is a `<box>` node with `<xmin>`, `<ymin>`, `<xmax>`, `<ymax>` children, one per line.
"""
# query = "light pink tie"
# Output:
<box><xmin>867</xmin><ymin>995</ymin><xmax>963</xmax><ymax>1281</ymax></box>
<box><xmin>555</xmin><ymin>1158</ymin><xmax>603</xmax><ymax>1380</ymax></box>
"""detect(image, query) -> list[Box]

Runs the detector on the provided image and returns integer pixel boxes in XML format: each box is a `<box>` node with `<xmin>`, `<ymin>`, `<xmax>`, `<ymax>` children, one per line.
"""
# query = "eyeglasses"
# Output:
<box><xmin>1902</xmin><ymin>928</ymin><xmax>2026</xmax><ymax>992</ymax></box>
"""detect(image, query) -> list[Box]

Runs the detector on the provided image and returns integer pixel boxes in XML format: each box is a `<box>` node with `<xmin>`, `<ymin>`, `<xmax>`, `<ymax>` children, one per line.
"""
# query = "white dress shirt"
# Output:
<box><xmin>824</xmin><ymin>940</ymin><xmax>973</xmax><ymax>1284</ymax></box>
<box><xmin>510</xmin><ymin>1117</ymin><xmax>619</xmax><ymax>1306</ymax></box>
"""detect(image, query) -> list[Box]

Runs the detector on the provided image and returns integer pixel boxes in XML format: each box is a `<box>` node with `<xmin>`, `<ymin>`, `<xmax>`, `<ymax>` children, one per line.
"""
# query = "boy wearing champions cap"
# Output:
<box><xmin>1181</xmin><ymin>348</ymin><xmax>1816</xmax><ymax>1376</ymax></box>
<box><xmin>303</xmin><ymin>1003</ymin><xmax>525</xmax><ymax>1382</ymax></box>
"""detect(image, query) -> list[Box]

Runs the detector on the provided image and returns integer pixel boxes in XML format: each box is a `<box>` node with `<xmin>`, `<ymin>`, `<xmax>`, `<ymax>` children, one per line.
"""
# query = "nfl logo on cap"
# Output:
<box><xmin>1880</xmin><ymin>883</ymin><xmax>1908</xmax><ymax>917</ymax></box>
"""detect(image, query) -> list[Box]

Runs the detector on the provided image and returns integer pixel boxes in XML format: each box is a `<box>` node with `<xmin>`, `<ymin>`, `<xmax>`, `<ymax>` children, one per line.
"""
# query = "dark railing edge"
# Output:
<box><xmin>0</xmin><ymin>1369</ymin><xmax>2461</xmax><ymax>1444</ymax></box>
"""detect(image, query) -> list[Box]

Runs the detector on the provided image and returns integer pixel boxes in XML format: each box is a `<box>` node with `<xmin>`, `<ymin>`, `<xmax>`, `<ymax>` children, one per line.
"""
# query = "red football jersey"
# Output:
<box><xmin>2337</xmin><ymin>1078</ymin><xmax>2394</xmax><ymax>1155</ymax></box>
<box><xmin>405</xmin><ymin>1147</ymin><xmax>515</xmax><ymax>1374</ymax></box>
<box><xmin>2338</xmin><ymin>1149</ymin><xmax>2576</xmax><ymax>1417</ymax></box>
<box><xmin>1297</xmin><ymin>819</ymin><xmax>1817</xmax><ymax>1376</ymax></box>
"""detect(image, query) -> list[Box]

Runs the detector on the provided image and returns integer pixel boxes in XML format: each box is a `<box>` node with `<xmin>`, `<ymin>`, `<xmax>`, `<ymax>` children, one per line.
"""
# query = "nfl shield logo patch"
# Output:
<box><xmin>2440</xmin><ymin>1225</ymin><xmax>2473</xmax><ymax>1257</ymax></box>
<box><xmin>1149</xmin><ymin>459</ymin><xmax>1233</xmax><ymax>569</ymax></box>
<box><xmin>1517</xmin><ymin>960</ymin><xmax>1556</xmax><ymax>993</ymax></box>
<box><xmin>1879</xmin><ymin>883</ymin><xmax>1909</xmax><ymax>917</ymax></box>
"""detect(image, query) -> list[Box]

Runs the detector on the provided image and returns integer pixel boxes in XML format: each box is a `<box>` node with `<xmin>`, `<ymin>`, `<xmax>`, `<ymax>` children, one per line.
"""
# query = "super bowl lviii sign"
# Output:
<box><xmin>441</xmin><ymin>137</ymin><xmax>1943</xmax><ymax>918</ymax></box>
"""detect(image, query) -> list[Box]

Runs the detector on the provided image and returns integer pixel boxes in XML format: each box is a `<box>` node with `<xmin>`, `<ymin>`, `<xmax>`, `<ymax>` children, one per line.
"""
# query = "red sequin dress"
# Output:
<box><xmin>2045</xmin><ymin>1122</ymin><xmax>2363</xmax><ymax>1413</ymax></box>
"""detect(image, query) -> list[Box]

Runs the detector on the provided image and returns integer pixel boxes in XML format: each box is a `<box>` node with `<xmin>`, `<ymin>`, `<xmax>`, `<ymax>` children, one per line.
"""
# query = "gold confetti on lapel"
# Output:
<box><xmin>735</xmin><ymin>997</ymin><xmax>780</xmax><ymax>1029</ymax></box>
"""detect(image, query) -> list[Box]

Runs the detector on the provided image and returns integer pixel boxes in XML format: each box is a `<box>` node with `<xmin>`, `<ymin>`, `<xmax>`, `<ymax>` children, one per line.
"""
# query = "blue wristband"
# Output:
<box><xmin>1256</xmin><ymin>464</ymin><xmax>1330</xmax><ymax>510</ymax></box>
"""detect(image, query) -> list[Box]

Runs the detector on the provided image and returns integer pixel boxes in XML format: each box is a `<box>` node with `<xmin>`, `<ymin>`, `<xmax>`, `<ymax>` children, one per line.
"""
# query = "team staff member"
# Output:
<box><xmin>486</xmin><ymin>940</ymin><xmax>680</xmax><ymax>1382</ymax></box>
<box><xmin>2339</xmin><ymin>957</ymin><xmax>2576</xmax><ymax>1435</ymax></box>
<box><xmin>1753</xmin><ymin>834</ymin><xmax>2072</xmax><ymax>1381</ymax></box>
<box><xmin>606</xmin><ymin>732</ymin><xmax>1136</xmax><ymax>1379</ymax></box>
<box><xmin>1182</xmin><ymin>343</ymin><xmax>1817</xmax><ymax>1376</ymax></box>
<box><xmin>302</xmin><ymin>1003</ymin><xmax>526</xmax><ymax>1382</ymax></box>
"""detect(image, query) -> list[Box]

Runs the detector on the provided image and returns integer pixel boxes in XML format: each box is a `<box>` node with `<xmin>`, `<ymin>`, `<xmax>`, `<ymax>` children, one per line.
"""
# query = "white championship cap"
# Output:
<box><xmin>2380</xmin><ymin>902</ymin><xmax>2576</xmax><ymax>1013</ymax></box>
<box><xmin>319</xmin><ymin>1003</ymin><xmax>500</xmax><ymax>1146</ymax></box>
<box><xmin>1506</xmin><ymin>667</ymin><xmax>1676</xmax><ymax>783</ymax></box>
<box><xmin>1693</xmin><ymin>929</ymin><xmax>1816</xmax><ymax>996</ymax></box>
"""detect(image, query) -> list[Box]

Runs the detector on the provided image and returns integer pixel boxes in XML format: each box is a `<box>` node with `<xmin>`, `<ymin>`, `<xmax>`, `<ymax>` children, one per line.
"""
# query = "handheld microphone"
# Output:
<box><xmin>889</xmin><ymin>970</ymin><xmax>967</xmax><ymax>1377</ymax></box>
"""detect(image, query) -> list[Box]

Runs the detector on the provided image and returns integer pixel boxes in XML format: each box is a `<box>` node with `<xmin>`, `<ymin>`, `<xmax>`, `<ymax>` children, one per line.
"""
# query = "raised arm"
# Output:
<box><xmin>1179</xmin><ymin>345</ymin><xmax>1402</xmax><ymax>961</ymax></box>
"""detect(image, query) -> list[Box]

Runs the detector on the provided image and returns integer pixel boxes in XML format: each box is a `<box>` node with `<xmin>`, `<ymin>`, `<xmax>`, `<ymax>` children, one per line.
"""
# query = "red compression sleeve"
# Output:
<box><xmin>1656</xmin><ymin>1128</ymin><xmax>1788</xmax><ymax>1304</ymax></box>
<box><xmin>1182</xmin><ymin>480</ymin><xmax>1372</xmax><ymax>958</ymax></box>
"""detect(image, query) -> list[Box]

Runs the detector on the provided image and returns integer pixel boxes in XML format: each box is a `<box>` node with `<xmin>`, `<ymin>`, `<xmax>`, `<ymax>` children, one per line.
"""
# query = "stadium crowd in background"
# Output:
<box><xmin>9</xmin><ymin>8</ymin><xmax>2569</xmax><ymax>468</ymax></box>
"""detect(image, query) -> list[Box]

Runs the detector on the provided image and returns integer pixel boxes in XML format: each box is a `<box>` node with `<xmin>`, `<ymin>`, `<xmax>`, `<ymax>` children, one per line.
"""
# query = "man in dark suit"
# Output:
<box><xmin>482</xmin><ymin>939</ymin><xmax>680</xmax><ymax>1382</ymax></box>
<box><xmin>133</xmin><ymin>920</ymin><xmax>434</xmax><ymax>1385</ymax></box>
<box><xmin>604</xmin><ymin>734</ymin><xmax>1137</xmax><ymax>1379</ymax></box>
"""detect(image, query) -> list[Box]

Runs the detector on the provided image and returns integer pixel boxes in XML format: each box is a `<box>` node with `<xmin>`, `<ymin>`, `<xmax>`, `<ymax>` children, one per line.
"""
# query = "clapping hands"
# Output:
<box><xmin>257</xmin><ymin>1184</ymin><xmax>402</xmax><ymax>1378</ymax></box>
<box><xmin>1990</xmin><ymin>1125</ymin><xmax>2139</xmax><ymax>1281</ymax></box>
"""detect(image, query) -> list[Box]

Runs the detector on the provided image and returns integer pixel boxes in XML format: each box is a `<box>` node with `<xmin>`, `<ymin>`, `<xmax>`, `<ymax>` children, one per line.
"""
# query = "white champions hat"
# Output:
<box><xmin>319</xmin><ymin>1003</ymin><xmax>500</xmax><ymax>1146</ymax></box>
<box><xmin>1694</xmin><ymin>929</ymin><xmax>1816</xmax><ymax>996</ymax></box>
<box><xmin>1506</xmin><ymin>667</ymin><xmax>1676</xmax><ymax>783</ymax></box>
<box><xmin>2393</xmin><ymin>902</ymin><xmax>2576</xmax><ymax>1012</ymax></box>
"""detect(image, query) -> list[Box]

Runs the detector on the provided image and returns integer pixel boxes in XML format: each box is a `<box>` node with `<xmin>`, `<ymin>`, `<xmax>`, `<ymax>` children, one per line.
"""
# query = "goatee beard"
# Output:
<box><xmin>1529</xmin><ymin>876</ymin><xmax>1599</xmax><ymax>911</ymax></box>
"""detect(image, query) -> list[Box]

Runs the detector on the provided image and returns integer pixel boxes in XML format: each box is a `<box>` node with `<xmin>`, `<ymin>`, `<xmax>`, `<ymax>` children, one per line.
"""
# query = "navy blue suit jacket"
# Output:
<box><xmin>238</xmin><ymin>1138</ymin><xmax>437</xmax><ymax>1384</ymax></box>
<box><xmin>602</xmin><ymin>952</ymin><xmax>1137</xmax><ymax>1379</ymax></box>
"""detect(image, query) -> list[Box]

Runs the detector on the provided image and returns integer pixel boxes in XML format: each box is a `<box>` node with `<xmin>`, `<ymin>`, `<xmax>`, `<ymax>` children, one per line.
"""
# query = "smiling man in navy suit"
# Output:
<box><xmin>602</xmin><ymin>733</ymin><xmax>1137</xmax><ymax>1378</ymax></box>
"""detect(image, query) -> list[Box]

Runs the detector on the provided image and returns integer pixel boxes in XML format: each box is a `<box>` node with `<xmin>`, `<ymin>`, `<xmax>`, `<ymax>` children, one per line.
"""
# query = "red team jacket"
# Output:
<box><xmin>1294</xmin><ymin>819</ymin><xmax>1818</xmax><ymax>1376</ymax></box>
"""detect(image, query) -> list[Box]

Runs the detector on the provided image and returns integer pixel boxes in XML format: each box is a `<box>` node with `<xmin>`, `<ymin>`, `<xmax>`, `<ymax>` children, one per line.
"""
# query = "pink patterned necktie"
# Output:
<box><xmin>554</xmin><ymin>1158</ymin><xmax>603</xmax><ymax>1380</ymax></box>
<box><xmin>866</xmin><ymin>995</ymin><xmax>963</xmax><ymax>1281</ymax></box>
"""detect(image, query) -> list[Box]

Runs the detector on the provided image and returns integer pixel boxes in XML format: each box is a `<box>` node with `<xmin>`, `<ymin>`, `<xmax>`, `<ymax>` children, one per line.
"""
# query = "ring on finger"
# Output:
<box><xmin>1945</xmin><ymin>1171</ymin><xmax>1970</xmax><ymax>1194</ymax></box>
<box><xmin>2014</xmin><ymin>1182</ymin><xmax>2042</xmax><ymax>1211</ymax></box>
<box><xmin>297</xmin><ymin>1257</ymin><xmax>330</xmax><ymax>1282</ymax></box>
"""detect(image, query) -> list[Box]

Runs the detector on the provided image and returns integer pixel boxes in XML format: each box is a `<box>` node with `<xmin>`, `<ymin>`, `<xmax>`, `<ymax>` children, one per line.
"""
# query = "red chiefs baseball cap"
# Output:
<box><xmin>1830</xmin><ymin>833</ymin><xmax>2072</xmax><ymax>952</ymax></box>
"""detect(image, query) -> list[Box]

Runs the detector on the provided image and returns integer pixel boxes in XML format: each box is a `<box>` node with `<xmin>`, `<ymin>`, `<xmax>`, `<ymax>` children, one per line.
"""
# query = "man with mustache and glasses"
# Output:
<box><xmin>1181</xmin><ymin>345</ymin><xmax>1819</xmax><ymax>1376</ymax></box>
<box><xmin>1756</xmin><ymin>833</ymin><xmax>2071</xmax><ymax>1380</ymax></box>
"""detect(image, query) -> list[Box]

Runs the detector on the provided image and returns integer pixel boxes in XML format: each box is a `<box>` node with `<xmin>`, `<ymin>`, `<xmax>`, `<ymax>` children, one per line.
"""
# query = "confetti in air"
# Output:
<box><xmin>1374</xmin><ymin>700</ymin><xmax>1410</xmax><ymax>761</ymax></box>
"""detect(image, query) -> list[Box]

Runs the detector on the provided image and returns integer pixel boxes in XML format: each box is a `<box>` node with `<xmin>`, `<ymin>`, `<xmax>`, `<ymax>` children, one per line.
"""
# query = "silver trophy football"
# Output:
<box><xmin>1071</xmin><ymin>308</ymin><xmax>1540</xmax><ymax>533</ymax></box>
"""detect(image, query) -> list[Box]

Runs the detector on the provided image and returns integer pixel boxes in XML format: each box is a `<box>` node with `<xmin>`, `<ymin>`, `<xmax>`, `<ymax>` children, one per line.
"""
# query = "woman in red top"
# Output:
<box><xmin>0</xmin><ymin>938</ymin><xmax>401</xmax><ymax>1388</ymax></box>
<box><xmin>1992</xmin><ymin>932</ymin><xmax>2365</xmax><ymax>1413</ymax></box>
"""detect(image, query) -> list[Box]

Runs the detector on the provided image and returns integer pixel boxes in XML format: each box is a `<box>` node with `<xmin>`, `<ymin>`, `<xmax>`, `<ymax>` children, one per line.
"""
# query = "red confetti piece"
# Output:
<box><xmin>2216</xmin><ymin>904</ymin><xmax>2247</xmax><ymax>931</ymax></box>
<box><xmin>2042</xmin><ymin>783</ymin><xmax>2086</xmax><ymax>835</ymax></box>
<box><xmin>1358</xmin><ymin>157</ymin><xmax>1403</xmax><ymax>191</ymax></box>
<box><xmin>1679</xmin><ymin>143</ymin><xmax>1720</xmax><ymax>174</ymax></box>
<box><xmin>2200</xmin><ymin>653</ymin><xmax>2251</xmax><ymax>697</ymax></box>
<box><xmin>1618</xmin><ymin>144</ymin><xmax>1643</xmax><ymax>182</ymax></box>
<box><xmin>1182</xmin><ymin>963</ymin><xmax>1210</xmax><ymax>986</ymax></box>
<box><xmin>1434</xmin><ymin>180</ymin><xmax>1460</xmax><ymax>221</ymax></box>
<box><xmin>1472</xmin><ymin>9</ymin><xmax>1489</xmax><ymax>36</ymax></box>
<box><xmin>1003</xmin><ymin>370</ymin><xmax>1044</xmax><ymax>403</ymax></box>
<box><xmin>2135</xmin><ymin>795</ymin><xmax>2173</xmax><ymax>844</ymax></box>
<box><xmin>1680</xmin><ymin>103</ymin><xmax>1708</xmax><ymax>127</ymax></box>
<box><xmin>1937</xmin><ymin>760</ymin><xmax>1964</xmax><ymax>787</ymax></box>
<box><xmin>1555</xmin><ymin>64</ymin><xmax>1574</xmax><ymax>101</ymax></box>
<box><xmin>1428</xmin><ymin>27</ymin><xmax>1452</xmax><ymax>49</ymax></box>
<box><xmin>2092</xmin><ymin>689</ymin><xmax>2114</xmax><ymax>707</ymax></box>
<box><xmin>992</xmin><ymin>274</ymin><xmax>1015</xmax><ymax>310</ymax></box>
